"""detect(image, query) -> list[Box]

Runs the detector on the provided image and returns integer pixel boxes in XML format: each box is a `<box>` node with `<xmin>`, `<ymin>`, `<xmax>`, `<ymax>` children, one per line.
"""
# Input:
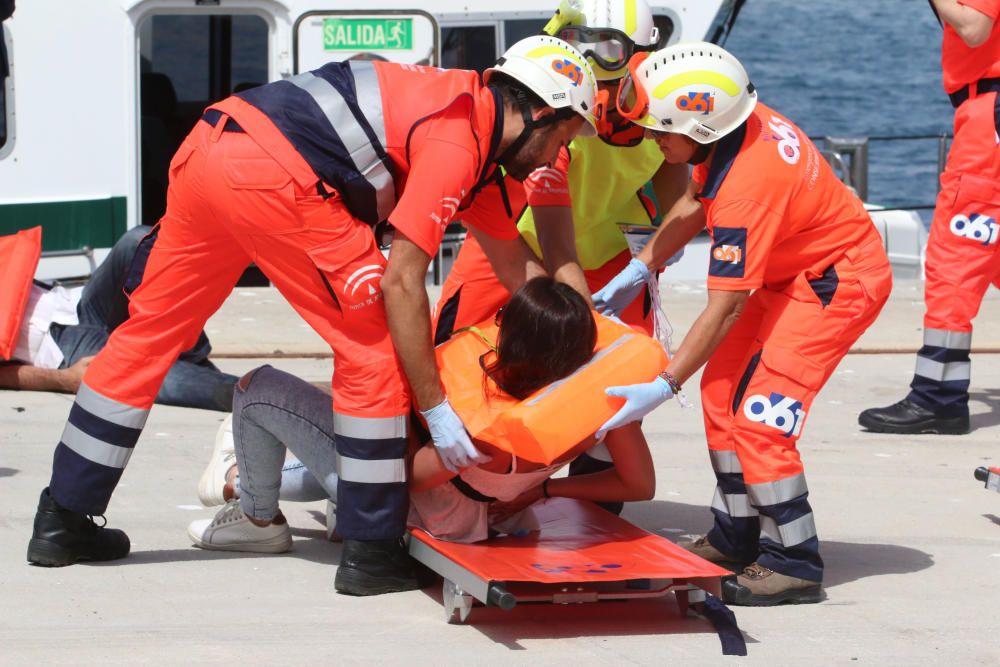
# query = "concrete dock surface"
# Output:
<box><xmin>1</xmin><ymin>279</ymin><xmax>999</xmax><ymax>664</ymax></box>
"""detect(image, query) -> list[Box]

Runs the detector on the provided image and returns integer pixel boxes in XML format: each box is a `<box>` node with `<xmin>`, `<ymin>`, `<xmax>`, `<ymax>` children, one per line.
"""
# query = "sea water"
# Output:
<box><xmin>725</xmin><ymin>0</ymin><xmax>955</xmax><ymax>221</ymax></box>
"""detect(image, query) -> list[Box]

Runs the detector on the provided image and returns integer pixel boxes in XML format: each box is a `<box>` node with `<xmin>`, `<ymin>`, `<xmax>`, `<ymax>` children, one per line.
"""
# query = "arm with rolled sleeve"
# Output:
<box><xmin>384</xmin><ymin>129</ymin><xmax>492</xmax><ymax>469</ymax></box>
<box><xmin>526</xmin><ymin>147</ymin><xmax>591</xmax><ymax>301</ymax></box>
<box><xmin>460</xmin><ymin>174</ymin><xmax>548</xmax><ymax>293</ymax></box>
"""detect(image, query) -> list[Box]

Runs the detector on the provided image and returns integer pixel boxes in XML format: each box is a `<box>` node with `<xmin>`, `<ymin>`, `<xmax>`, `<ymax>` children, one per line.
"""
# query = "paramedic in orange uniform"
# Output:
<box><xmin>592</xmin><ymin>43</ymin><xmax>892</xmax><ymax>606</ymax></box>
<box><xmin>433</xmin><ymin>0</ymin><xmax>682</xmax><ymax>342</ymax></box>
<box><xmin>860</xmin><ymin>0</ymin><xmax>1000</xmax><ymax>435</ymax></box>
<box><xmin>26</xmin><ymin>37</ymin><xmax>599</xmax><ymax>597</ymax></box>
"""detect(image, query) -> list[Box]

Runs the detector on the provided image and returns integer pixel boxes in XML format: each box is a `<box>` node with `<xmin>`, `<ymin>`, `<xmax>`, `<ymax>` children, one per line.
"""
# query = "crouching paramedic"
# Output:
<box><xmin>433</xmin><ymin>0</ymin><xmax>686</xmax><ymax>503</ymax></box>
<box><xmin>592</xmin><ymin>42</ymin><xmax>892</xmax><ymax>605</ymax></box>
<box><xmin>434</xmin><ymin>0</ymin><xmax>685</xmax><ymax>342</ymax></box>
<box><xmin>26</xmin><ymin>36</ymin><xmax>599</xmax><ymax>597</ymax></box>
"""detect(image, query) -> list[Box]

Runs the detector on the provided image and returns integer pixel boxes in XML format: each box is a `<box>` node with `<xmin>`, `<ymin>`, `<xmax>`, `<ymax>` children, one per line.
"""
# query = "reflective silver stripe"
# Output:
<box><xmin>60</xmin><ymin>423</ymin><xmax>134</xmax><ymax>469</ymax></box>
<box><xmin>333</xmin><ymin>413</ymin><xmax>407</xmax><ymax>439</ymax></box>
<box><xmin>760</xmin><ymin>514</ymin><xmax>817</xmax><ymax>547</ymax></box>
<box><xmin>924</xmin><ymin>328</ymin><xmax>972</xmax><ymax>350</ymax></box>
<box><xmin>289</xmin><ymin>70</ymin><xmax>396</xmax><ymax>222</ymax></box>
<box><xmin>585</xmin><ymin>442</ymin><xmax>612</xmax><ymax>463</ymax></box>
<box><xmin>337</xmin><ymin>455</ymin><xmax>406</xmax><ymax>484</ymax></box>
<box><xmin>526</xmin><ymin>336</ymin><xmax>630</xmax><ymax>406</ymax></box>
<box><xmin>711</xmin><ymin>487</ymin><xmax>758</xmax><ymax>518</ymax></box>
<box><xmin>747</xmin><ymin>473</ymin><xmax>808</xmax><ymax>507</ymax></box>
<box><xmin>914</xmin><ymin>357</ymin><xmax>971</xmax><ymax>383</ymax></box>
<box><xmin>348</xmin><ymin>61</ymin><xmax>395</xmax><ymax>222</ymax></box>
<box><xmin>709</xmin><ymin>450</ymin><xmax>742</xmax><ymax>474</ymax></box>
<box><xmin>75</xmin><ymin>381</ymin><xmax>148</xmax><ymax>429</ymax></box>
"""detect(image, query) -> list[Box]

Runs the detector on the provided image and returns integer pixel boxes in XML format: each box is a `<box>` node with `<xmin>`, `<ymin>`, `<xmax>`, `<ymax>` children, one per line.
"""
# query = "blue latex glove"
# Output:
<box><xmin>421</xmin><ymin>397</ymin><xmax>490</xmax><ymax>472</ymax></box>
<box><xmin>596</xmin><ymin>376</ymin><xmax>674</xmax><ymax>440</ymax></box>
<box><xmin>592</xmin><ymin>257</ymin><xmax>651</xmax><ymax>316</ymax></box>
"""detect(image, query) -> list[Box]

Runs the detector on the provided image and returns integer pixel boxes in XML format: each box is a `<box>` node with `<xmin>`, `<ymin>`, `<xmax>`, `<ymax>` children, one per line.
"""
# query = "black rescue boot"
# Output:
<box><xmin>334</xmin><ymin>538</ymin><xmax>427</xmax><ymax>596</ymax></box>
<box><xmin>27</xmin><ymin>488</ymin><xmax>130</xmax><ymax>566</ymax></box>
<box><xmin>858</xmin><ymin>399</ymin><xmax>970</xmax><ymax>435</ymax></box>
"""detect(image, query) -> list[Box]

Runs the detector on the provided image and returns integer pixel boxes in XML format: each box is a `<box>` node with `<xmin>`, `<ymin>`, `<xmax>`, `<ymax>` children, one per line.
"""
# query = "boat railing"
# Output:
<box><xmin>819</xmin><ymin>133</ymin><xmax>952</xmax><ymax>213</ymax></box>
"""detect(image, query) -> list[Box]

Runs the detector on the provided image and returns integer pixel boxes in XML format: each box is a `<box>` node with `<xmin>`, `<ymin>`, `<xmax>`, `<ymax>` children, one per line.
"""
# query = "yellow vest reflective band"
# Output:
<box><xmin>518</xmin><ymin>136</ymin><xmax>664</xmax><ymax>270</ymax></box>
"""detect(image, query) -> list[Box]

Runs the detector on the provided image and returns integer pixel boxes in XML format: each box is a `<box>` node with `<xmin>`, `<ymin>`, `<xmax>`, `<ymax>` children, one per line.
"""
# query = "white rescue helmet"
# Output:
<box><xmin>617</xmin><ymin>41</ymin><xmax>757</xmax><ymax>144</ymax></box>
<box><xmin>545</xmin><ymin>0</ymin><xmax>659</xmax><ymax>81</ymax></box>
<box><xmin>485</xmin><ymin>35</ymin><xmax>599</xmax><ymax>137</ymax></box>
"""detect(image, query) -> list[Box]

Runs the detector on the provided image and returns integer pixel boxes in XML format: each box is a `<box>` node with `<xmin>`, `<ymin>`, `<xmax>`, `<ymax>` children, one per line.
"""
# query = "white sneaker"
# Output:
<box><xmin>188</xmin><ymin>501</ymin><xmax>292</xmax><ymax>553</ymax></box>
<box><xmin>198</xmin><ymin>415</ymin><xmax>236</xmax><ymax>506</ymax></box>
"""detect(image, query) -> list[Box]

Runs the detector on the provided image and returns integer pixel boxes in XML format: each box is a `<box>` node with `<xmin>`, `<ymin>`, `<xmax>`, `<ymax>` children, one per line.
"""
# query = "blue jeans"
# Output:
<box><xmin>49</xmin><ymin>225</ymin><xmax>238</xmax><ymax>411</ymax></box>
<box><xmin>233</xmin><ymin>365</ymin><xmax>340</xmax><ymax>521</ymax></box>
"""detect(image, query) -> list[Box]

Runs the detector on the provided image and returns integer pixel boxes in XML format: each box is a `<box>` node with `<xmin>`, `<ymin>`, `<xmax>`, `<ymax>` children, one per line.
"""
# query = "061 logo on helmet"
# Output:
<box><xmin>551</xmin><ymin>59</ymin><xmax>583</xmax><ymax>87</ymax></box>
<box><xmin>743</xmin><ymin>392</ymin><xmax>806</xmax><ymax>438</ymax></box>
<box><xmin>950</xmin><ymin>213</ymin><xmax>999</xmax><ymax>246</ymax></box>
<box><xmin>676</xmin><ymin>91</ymin><xmax>715</xmax><ymax>115</ymax></box>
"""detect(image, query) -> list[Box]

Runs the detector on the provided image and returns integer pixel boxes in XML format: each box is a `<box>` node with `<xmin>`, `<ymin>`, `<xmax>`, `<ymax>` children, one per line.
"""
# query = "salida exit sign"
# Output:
<box><xmin>323</xmin><ymin>18</ymin><xmax>413</xmax><ymax>51</ymax></box>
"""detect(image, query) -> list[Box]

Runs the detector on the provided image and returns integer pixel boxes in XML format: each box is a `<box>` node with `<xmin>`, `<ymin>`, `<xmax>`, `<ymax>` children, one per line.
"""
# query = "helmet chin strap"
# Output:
<box><xmin>496</xmin><ymin>94</ymin><xmax>555</xmax><ymax>175</ymax></box>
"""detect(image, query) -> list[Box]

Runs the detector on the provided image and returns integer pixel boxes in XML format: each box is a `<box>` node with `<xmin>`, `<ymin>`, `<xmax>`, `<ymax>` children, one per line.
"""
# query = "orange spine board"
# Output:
<box><xmin>436</xmin><ymin>313</ymin><xmax>668</xmax><ymax>465</ymax></box>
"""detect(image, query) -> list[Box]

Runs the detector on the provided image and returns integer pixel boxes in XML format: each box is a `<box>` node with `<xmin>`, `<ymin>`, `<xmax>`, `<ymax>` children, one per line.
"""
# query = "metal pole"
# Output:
<box><xmin>853</xmin><ymin>140</ymin><xmax>869</xmax><ymax>201</ymax></box>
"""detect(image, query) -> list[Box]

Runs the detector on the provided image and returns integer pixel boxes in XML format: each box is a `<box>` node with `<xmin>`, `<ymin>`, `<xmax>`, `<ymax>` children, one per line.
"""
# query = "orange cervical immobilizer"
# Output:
<box><xmin>436</xmin><ymin>312</ymin><xmax>668</xmax><ymax>465</ymax></box>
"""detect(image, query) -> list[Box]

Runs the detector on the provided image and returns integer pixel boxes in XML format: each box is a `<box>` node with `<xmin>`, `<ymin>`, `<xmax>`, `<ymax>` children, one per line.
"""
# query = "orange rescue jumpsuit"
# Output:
<box><xmin>697</xmin><ymin>103</ymin><xmax>892</xmax><ymax>581</ymax></box>
<box><xmin>48</xmin><ymin>61</ymin><xmax>522</xmax><ymax>542</ymax></box>
<box><xmin>908</xmin><ymin>0</ymin><xmax>1000</xmax><ymax>416</ymax></box>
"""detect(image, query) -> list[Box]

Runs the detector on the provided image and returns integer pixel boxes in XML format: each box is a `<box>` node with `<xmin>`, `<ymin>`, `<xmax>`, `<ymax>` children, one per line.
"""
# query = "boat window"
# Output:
<box><xmin>653</xmin><ymin>15</ymin><xmax>674</xmax><ymax>47</ymax></box>
<box><xmin>441</xmin><ymin>25</ymin><xmax>497</xmax><ymax>72</ymax></box>
<box><xmin>139</xmin><ymin>13</ymin><xmax>267</xmax><ymax>224</ymax></box>
<box><xmin>503</xmin><ymin>19</ymin><xmax>546</xmax><ymax>50</ymax></box>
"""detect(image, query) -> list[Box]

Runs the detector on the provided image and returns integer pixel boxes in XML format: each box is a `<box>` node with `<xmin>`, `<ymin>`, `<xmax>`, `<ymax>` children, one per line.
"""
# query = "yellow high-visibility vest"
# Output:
<box><xmin>517</xmin><ymin>136</ymin><xmax>664</xmax><ymax>270</ymax></box>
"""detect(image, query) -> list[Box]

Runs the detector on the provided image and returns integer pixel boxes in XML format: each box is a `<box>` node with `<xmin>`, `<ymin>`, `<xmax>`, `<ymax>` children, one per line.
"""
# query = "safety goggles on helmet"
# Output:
<box><xmin>557</xmin><ymin>25</ymin><xmax>653</xmax><ymax>74</ymax></box>
<box><xmin>615</xmin><ymin>52</ymin><xmax>652</xmax><ymax>123</ymax></box>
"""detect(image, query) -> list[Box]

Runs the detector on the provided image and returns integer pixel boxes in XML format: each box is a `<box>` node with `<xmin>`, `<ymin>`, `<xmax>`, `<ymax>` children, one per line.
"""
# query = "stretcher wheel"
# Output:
<box><xmin>443</xmin><ymin>578</ymin><xmax>474</xmax><ymax>624</ymax></box>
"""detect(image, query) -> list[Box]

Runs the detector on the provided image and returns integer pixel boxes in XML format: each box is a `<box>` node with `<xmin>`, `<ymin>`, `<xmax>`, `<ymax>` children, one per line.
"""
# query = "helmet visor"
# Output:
<box><xmin>558</xmin><ymin>25</ymin><xmax>633</xmax><ymax>72</ymax></box>
<box><xmin>615</xmin><ymin>53</ymin><xmax>651</xmax><ymax>122</ymax></box>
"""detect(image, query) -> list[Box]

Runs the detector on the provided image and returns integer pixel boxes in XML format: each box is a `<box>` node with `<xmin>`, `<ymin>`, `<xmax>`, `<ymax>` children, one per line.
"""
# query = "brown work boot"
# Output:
<box><xmin>678</xmin><ymin>535</ymin><xmax>743</xmax><ymax>571</ymax></box>
<box><xmin>721</xmin><ymin>562</ymin><xmax>823</xmax><ymax>606</ymax></box>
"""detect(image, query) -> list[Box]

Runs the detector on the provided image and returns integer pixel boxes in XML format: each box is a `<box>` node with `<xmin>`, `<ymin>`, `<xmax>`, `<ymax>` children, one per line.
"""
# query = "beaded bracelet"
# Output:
<box><xmin>658</xmin><ymin>370</ymin><xmax>682</xmax><ymax>394</ymax></box>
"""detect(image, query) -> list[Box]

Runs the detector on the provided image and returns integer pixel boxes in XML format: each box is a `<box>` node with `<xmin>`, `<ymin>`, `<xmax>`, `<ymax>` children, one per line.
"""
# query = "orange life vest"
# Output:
<box><xmin>437</xmin><ymin>313</ymin><xmax>668</xmax><ymax>465</ymax></box>
<box><xmin>0</xmin><ymin>226</ymin><xmax>42</xmax><ymax>360</ymax></box>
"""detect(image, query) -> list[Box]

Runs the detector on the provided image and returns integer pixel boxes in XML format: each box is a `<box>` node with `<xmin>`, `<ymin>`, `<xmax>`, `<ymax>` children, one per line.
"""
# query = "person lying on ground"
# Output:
<box><xmin>187</xmin><ymin>277</ymin><xmax>656</xmax><ymax>558</ymax></box>
<box><xmin>0</xmin><ymin>225</ymin><xmax>238</xmax><ymax>411</ymax></box>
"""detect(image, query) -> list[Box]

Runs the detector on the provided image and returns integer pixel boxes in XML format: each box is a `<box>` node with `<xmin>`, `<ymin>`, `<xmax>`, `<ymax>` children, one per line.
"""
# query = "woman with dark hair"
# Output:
<box><xmin>481</xmin><ymin>276</ymin><xmax>598</xmax><ymax>401</ymax></box>
<box><xmin>188</xmin><ymin>277</ymin><xmax>655</xmax><ymax>563</ymax></box>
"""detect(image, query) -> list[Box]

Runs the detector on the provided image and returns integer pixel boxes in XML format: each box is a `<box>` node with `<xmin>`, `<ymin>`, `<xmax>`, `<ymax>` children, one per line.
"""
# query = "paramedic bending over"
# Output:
<box><xmin>27</xmin><ymin>35</ymin><xmax>597</xmax><ymax>598</ymax></box>
<box><xmin>188</xmin><ymin>277</ymin><xmax>655</xmax><ymax>552</ymax></box>
<box><xmin>591</xmin><ymin>43</ymin><xmax>892</xmax><ymax>606</ymax></box>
